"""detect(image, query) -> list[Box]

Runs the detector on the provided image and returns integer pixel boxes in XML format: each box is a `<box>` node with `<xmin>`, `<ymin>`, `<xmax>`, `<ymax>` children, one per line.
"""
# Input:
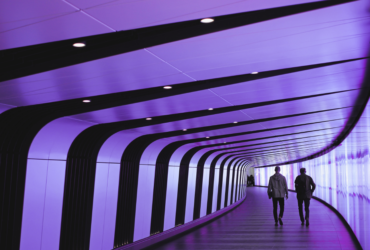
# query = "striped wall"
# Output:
<box><xmin>19</xmin><ymin>117</ymin><xmax>250</xmax><ymax>250</ymax></box>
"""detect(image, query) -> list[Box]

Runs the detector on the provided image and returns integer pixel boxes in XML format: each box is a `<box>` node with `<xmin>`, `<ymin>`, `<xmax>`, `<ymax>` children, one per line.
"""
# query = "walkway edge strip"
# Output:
<box><xmin>114</xmin><ymin>191</ymin><xmax>247</xmax><ymax>250</ymax></box>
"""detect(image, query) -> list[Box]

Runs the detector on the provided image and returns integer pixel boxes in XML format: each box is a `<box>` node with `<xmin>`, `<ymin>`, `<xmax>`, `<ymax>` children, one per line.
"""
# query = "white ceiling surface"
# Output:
<box><xmin>0</xmin><ymin>0</ymin><xmax>315</xmax><ymax>50</ymax></box>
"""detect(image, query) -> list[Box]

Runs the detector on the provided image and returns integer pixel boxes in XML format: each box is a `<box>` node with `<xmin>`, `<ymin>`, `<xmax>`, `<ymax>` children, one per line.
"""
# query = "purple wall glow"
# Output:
<box><xmin>19</xmin><ymin>117</ymin><xmax>248</xmax><ymax>250</ymax></box>
<box><xmin>184</xmin><ymin>167</ymin><xmax>197</xmax><ymax>223</ymax></box>
<box><xmin>255</xmin><ymin>104</ymin><xmax>370</xmax><ymax>250</ymax></box>
<box><xmin>21</xmin><ymin>117</ymin><xmax>94</xmax><ymax>250</ymax></box>
<box><xmin>90</xmin><ymin>163</ymin><xmax>120</xmax><ymax>250</ymax></box>
<box><xmin>199</xmin><ymin>167</ymin><xmax>210</xmax><ymax>217</ymax></box>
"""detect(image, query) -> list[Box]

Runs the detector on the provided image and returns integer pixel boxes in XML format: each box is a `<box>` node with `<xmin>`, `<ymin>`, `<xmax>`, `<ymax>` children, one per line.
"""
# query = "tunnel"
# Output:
<box><xmin>0</xmin><ymin>0</ymin><xmax>369</xmax><ymax>249</ymax></box>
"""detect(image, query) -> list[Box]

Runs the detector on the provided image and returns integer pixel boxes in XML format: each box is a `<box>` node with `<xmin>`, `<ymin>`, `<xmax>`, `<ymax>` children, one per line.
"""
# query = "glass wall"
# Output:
<box><xmin>255</xmin><ymin>104</ymin><xmax>370</xmax><ymax>250</ymax></box>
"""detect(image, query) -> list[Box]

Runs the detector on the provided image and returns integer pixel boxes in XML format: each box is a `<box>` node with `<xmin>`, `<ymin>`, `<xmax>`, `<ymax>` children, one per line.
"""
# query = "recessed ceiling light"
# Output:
<box><xmin>201</xmin><ymin>18</ymin><xmax>214</xmax><ymax>23</ymax></box>
<box><xmin>206</xmin><ymin>137</ymin><xmax>210</xmax><ymax>138</ymax></box>
<box><xmin>163</xmin><ymin>86</ymin><xmax>172</xmax><ymax>89</ymax></box>
<box><xmin>82</xmin><ymin>99</ymin><xmax>91</xmax><ymax>103</ymax></box>
<box><xmin>224</xmin><ymin>142</ymin><xmax>227</xmax><ymax>143</ymax></box>
<box><xmin>146</xmin><ymin>118</ymin><xmax>152</xmax><ymax>120</ymax></box>
<box><xmin>183</xmin><ymin>129</ymin><xmax>187</xmax><ymax>131</ymax></box>
<box><xmin>73</xmin><ymin>42</ymin><xmax>85</xmax><ymax>47</ymax></box>
<box><xmin>233</xmin><ymin>121</ymin><xmax>238</xmax><ymax>123</ymax></box>
<box><xmin>251</xmin><ymin>72</ymin><xmax>258</xmax><ymax>74</ymax></box>
<box><xmin>208</xmin><ymin>108</ymin><xmax>213</xmax><ymax>110</ymax></box>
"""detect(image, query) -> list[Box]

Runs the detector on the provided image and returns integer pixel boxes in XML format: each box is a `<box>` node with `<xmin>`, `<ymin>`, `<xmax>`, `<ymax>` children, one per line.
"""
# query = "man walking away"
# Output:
<box><xmin>267</xmin><ymin>166</ymin><xmax>288</xmax><ymax>226</ymax></box>
<box><xmin>295</xmin><ymin>168</ymin><xmax>316</xmax><ymax>226</ymax></box>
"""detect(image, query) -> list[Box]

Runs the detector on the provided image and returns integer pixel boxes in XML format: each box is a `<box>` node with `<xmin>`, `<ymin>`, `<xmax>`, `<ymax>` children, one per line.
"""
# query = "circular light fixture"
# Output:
<box><xmin>233</xmin><ymin>121</ymin><xmax>238</xmax><ymax>124</ymax></box>
<box><xmin>208</xmin><ymin>108</ymin><xmax>213</xmax><ymax>111</ymax></box>
<box><xmin>183</xmin><ymin>129</ymin><xmax>187</xmax><ymax>131</ymax></box>
<box><xmin>73</xmin><ymin>42</ymin><xmax>86</xmax><ymax>47</ymax></box>
<box><xmin>146</xmin><ymin>117</ymin><xmax>152</xmax><ymax>120</ymax></box>
<box><xmin>224</xmin><ymin>142</ymin><xmax>227</xmax><ymax>143</ymax></box>
<box><xmin>206</xmin><ymin>137</ymin><xmax>210</xmax><ymax>138</ymax></box>
<box><xmin>163</xmin><ymin>86</ymin><xmax>172</xmax><ymax>89</ymax></box>
<box><xmin>201</xmin><ymin>18</ymin><xmax>214</xmax><ymax>23</ymax></box>
<box><xmin>251</xmin><ymin>72</ymin><xmax>258</xmax><ymax>74</ymax></box>
<box><xmin>82</xmin><ymin>99</ymin><xmax>91</xmax><ymax>103</ymax></box>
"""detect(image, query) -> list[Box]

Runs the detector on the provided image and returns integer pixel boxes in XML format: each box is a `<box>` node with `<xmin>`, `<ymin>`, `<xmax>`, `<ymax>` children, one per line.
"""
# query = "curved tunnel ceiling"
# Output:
<box><xmin>0</xmin><ymin>0</ymin><xmax>368</xmax><ymax>166</ymax></box>
<box><xmin>0</xmin><ymin>0</ymin><xmax>370</xmax><ymax>248</ymax></box>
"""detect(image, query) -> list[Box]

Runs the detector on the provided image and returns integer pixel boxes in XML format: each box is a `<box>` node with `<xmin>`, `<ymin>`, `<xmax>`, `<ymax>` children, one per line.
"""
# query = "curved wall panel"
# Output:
<box><xmin>140</xmin><ymin>139</ymin><xmax>176</xmax><ymax>165</ymax></box>
<box><xmin>168</xmin><ymin>144</ymin><xmax>195</xmax><ymax>167</ymax></box>
<box><xmin>199</xmin><ymin>166</ymin><xmax>210</xmax><ymax>218</ymax></box>
<box><xmin>163</xmin><ymin>165</ymin><xmax>181</xmax><ymax>231</ymax></box>
<box><xmin>21</xmin><ymin>118</ymin><xmax>94</xmax><ymax>250</ymax></box>
<box><xmin>29</xmin><ymin>118</ymin><xmax>94</xmax><ymax>160</ymax></box>
<box><xmin>184</xmin><ymin>164</ymin><xmax>197</xmax><ymax>223</ymax></box>
<box><xmin>135</xmin><ymin>138</ymin><xmax>177</xmax><ymax>241</ymax></box>
<box><xmin>90</xmin><ymin>130</ymin><xmax>146</xmax><ymax>250</ymax></box>
<box><xmin>163</xmin><ymin>144</ymin><xmax>195</xmax><ymax>230</ymax></box>
<box><xmin>97</xmin><ymin>130</ymin><xmax>146</xmax><ymax>163</ymax></box>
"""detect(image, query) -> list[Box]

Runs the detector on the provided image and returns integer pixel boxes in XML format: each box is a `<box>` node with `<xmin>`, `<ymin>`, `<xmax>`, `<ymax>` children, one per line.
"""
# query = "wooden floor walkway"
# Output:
<box><xmin>148</xmin><ymin>187</ymin><xmax>360</xmax><ymax>250</ymax></box>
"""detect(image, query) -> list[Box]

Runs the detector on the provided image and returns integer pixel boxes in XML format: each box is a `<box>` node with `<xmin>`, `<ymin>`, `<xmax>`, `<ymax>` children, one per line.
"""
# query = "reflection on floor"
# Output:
<box><xmin>148</xmin><ymin>187</ymin><xmax>360</xmax><ymax>250</ymax></box>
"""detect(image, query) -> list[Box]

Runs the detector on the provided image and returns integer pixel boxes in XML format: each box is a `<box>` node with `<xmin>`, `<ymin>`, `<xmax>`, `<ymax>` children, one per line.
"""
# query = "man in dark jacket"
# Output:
<box><xmin>295</xmin><ymin>168</ymin><xmax>316</xmax><ymax>226</ymax></box>
<box><xmin>267</xmin><ymin>166</ymin><xmax>288</xmax><ymax>226</ymax></box>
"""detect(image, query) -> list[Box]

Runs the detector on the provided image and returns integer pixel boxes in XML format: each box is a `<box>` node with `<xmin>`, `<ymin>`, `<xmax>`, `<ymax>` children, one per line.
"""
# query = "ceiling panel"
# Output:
<box><xmin>71</xmin><ymin>0</ymin><xmax>313</xmax><ymax>30</ymax></box>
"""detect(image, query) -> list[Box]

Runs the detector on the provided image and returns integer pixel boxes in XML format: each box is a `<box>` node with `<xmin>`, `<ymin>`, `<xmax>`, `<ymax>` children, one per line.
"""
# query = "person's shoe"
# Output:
<box><xmin>306</xmin><ymin>219</ymin><xmax>309</xmax><ymax>226</ymax></box>
<box><xmin>301</xmin><ymin>221</ymin><xmax>304</xmax><ymax>226</ymax></box>
<box><xmin>275</xmin><ymin>221</ymin><xmax>278</xmax><ymax>226</ymax></box>
<box><xmin>278</xmin><ymin>218</ymin><xmax>283</xmax><ymax>225</ymax></box>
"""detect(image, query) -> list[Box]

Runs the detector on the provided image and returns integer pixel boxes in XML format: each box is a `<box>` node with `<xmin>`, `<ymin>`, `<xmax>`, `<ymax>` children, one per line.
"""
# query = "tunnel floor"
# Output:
<box><xmin>147</xmin><ymin>187</ymin><xmax>359</xmax><ymax>250</ymax></box>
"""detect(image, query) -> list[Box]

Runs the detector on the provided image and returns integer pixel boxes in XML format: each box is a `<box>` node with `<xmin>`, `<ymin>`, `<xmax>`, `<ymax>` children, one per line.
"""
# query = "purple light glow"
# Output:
<box><xmin>255</xmin><ymin>102</ymin><xmax>370</xmax><ymax>249</ymax></box>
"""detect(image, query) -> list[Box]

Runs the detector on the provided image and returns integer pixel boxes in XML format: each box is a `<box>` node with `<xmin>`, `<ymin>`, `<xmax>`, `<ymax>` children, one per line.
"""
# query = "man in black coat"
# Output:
<box><xmin>295</xmin><ymin>168</ymin><xmax>316</xmax><ymax>226</ymax></box>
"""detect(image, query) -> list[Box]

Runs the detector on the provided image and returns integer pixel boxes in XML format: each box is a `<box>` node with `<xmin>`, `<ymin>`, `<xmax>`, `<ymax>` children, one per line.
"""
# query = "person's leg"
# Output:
<box><xmin>278</xmin><ymin>198</ymin><xmax>284</xmax><ymax>225</ymax></box>
<box><xmin>272</xmin><ymin>198</ymin><xmax>278</xmax><ymax>224</ymax></box>
<box><xmin>298</xmin><ymin>198</ymin><xmax>304</xmax><ymax>224</ymax></box>
<box><xmin>304</xmin><ymin>199</ymin><xmax>310</xmax><ymax>226</ymax></box>
<box><xmin>278</xmin><ymin>198</ymin><xmax>285</xmax><ymax>218</ymax></box>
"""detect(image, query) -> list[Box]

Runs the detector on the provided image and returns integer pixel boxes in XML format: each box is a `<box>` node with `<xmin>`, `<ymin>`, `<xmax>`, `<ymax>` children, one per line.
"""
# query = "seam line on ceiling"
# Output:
<box><xmin>144</xmin><ymin>48</ymin><xmax>253</xmax><ymax>114</ymax></box>
<box><xmin>0</xmin><ymin>102</ymin><xmax>17</xmax><ymax>108</ymax></box>
<box><xmin>62</xmin><ymin>0</ymin><xmax>117</xmax><ymax>32</ymax></box>
<box><xmin>144</xmin><ymin>48</ymin><xmax>197</xmax><ymax>81</ymax></box>
<box><xmin>144</xmin><ymin>47</ymin><xmax>287</xmax><ymax>157</ymax></box>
